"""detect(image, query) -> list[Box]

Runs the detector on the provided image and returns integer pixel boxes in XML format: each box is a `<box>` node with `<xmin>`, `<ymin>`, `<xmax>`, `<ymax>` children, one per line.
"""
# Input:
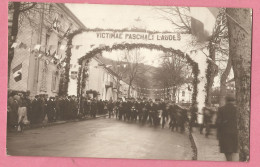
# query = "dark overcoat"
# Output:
<box><xmin>216</xmin><ymin>103</ymin><xmax>238</xmax><ymax>153</ymax></box>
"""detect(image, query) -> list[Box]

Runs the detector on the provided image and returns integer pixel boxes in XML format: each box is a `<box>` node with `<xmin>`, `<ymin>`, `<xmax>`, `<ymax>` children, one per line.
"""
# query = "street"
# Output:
<box><xmin>7</xmin><ymin>117</ymin><xmax>193</xmax><ymax>160</ymax></box>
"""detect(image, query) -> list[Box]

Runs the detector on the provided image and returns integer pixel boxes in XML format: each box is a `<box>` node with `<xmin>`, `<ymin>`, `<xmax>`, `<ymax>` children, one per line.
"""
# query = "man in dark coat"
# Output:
<box><xmin>91</xmin><ymin>99</ymin><xmax>98</xmax><ymax>118</ymax></box>
<box><xmin>189</xmin><ymin>103</ymin><xmax>198</xmax><ymax>132</ymax></box>
<box><xmin>161</xmin><ymin>100</ymin><xmax>168</xmax><ymax>128</ymax></box>
<box><xmin>216</xmin><ymin>95</ymin><xmax>238</xmax><ymax>161</ymax></box>
<box><xmin>98</xmin><ymin>99</ymin><xmax>104</xmax><ymax>115</ymax></box>
<box><xmin>169</xmin><ymin>104</ymin><xmax>178</xmax><ymax>131</ymax></box>
<box><xmin>7</xmin><ymin>92</ymin><xmax>19</xmax><ymax>128</ymax></box>
<box><xmin>31</xmin><ymin>95</ymin><xmax>41</xmax><ymax>124</ymax></box>
<box><xmin>46</xmin><ymin>97</ymin><xmax>56</xmax><ymax>122</ymax></box>
<box><xmin>55</xmin><ymin>96</ymin><xmax>61</xmax><ymax>120</ymax></box>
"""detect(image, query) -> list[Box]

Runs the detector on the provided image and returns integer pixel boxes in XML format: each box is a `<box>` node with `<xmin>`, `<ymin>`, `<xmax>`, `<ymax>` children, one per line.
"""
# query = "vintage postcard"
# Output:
<box><xmin>6</xmin><ymin>2</ymin><xmax>252</xmax><ymax>162</ymax></box>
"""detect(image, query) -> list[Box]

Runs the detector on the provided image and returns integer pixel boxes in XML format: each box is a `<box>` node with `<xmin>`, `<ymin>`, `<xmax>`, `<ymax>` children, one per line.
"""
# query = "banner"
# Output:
<box><xmin>12</xmin><ymin>63</ymin><xmax>22</xmax><ymax>82</ymax></box>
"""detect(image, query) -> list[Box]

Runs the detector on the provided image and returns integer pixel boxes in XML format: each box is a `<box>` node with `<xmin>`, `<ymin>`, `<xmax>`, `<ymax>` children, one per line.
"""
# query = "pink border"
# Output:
<box><xmin>0</xmin><ymin>0</ymin><xmax>259</xmax><ymax>167</ymax></box>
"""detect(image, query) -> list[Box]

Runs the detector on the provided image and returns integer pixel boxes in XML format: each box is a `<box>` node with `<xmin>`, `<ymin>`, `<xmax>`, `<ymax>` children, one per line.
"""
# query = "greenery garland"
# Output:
<box><xmin>59</xmin><ymin>29</ymin><xmax>84</xmax><ymax>96</ymax></box>
<box><xmin>77</xmin><ymin>66</ymin><xmax>82</xmax><ymax>97</ymax></box>
<box><xmin>185</xmin><ymin>54</ymin><xmax>199</xmax><ymax>106</ymax></box>
<box><xmin>205</xmin><ymin>60</ymin><xmax>211</xmax><ymax>104</ymax></box>
<box><xmin>205</xmin><ymin>59</ymin><xmax>218</xmax><ymax>105</ymax></box>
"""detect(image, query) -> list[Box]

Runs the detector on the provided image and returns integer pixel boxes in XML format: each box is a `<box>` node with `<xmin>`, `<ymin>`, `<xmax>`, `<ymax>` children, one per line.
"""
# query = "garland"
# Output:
<box><xmin>205</xmin><ymin>59</ymin><xmax>211</xmax><ymax>104</ymax></box>
<box><xmin>79</xmin><ymin>43</ymin><xmax>189</xmax><ymax>65</ymax></box>
<box><xmin>186</xmin><ymin>54</ymin><xmax>199</xmax><ymax>106</ymax></box>
<box><xmin>59</xmin><ymin>29</ymin><xmax>84</xmax><ymax>96</ymax></box>
<box><xmin>205</xmin><ymin>59</ymin><xmax>218</xmax><ymax>105</ymax></box>
<box><xmin>77</xmin><ymin>66</ymin><xmax>82</xmax><ymax>97</ymax></box>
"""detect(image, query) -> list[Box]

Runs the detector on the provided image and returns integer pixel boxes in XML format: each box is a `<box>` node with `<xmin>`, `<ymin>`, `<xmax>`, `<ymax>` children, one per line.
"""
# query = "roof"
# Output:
<box><xmin>56</xmin><ymin>3</ymin><xmax>87</xmax><ymax>29</ymax></box>
<box><xmin>92</xmin><ymin>55</ymin><xmax>121</xmax><ymax>79</ymax></box>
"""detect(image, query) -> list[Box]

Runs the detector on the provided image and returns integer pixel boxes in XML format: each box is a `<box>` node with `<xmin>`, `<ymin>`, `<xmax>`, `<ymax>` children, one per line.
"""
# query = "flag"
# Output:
<box><xmin>63</xmin><ymin>24</ymin><xmax>72</xmax><ymax>37</ymax></box>
<box><xmin>51</xmin><ymin>50</ymin><xmax>57</xmax><ymax>57</ymax></box>
<box><xmin>11</xmin><ymin>42</ymin><xmax>18</xmax><ymax>48</ymax></box>
<box><xmin>48</xmin><ymin>45</ymin><xmax>53</xmax><ymax>51</ymax></box>
<box><xmin>190</xmin><ymin>7</ymin><xmax>219</xmax><ymax>42</ymax></box>
<box><xmin>54</xmin><ymin>53</ymin><xmax>61</xmax><ymax>60</ymax></box>
<box><xmin>52</xmin><ymin>16</ymin><xmax>59</xmax><ymax>31</ymax></box>
<box><xmin>12</xmin><ymin>63</ymin><xmax>22</xmax><ymax>82</ymax></box>
<box><xmin>60</xmin><ymin>45</ymin><xmax>66</xmax><ymax>50</ymax></box>
<box><xmin>34</xmin><ymin>44</ymin><xmax>41</xmax><ymax>51</ymax></box>
<box><xmin>18</xmin><ymin>42</ymin><xmax>27</xmax><ymax>49</ymax></box>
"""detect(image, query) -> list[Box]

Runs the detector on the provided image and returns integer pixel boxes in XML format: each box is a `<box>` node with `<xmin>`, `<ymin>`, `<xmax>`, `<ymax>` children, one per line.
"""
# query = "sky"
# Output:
<box><xmin>65</xmin><ymin>3</ymin><xmax>184</xmax><ymax>67</ymax></box>
<box><xmin>65</xmin><ymin>3</ymin><xmax>176</xmax><ymax>32</ymax></box>
<box><xmin>65</xmin><ymin>3</ymin><xmax>230</xmax><ymax>89</ymax></box>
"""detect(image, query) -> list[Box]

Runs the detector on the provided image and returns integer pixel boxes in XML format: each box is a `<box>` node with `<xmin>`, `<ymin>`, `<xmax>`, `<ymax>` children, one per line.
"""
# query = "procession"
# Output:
<box><xmin>9</xmin><ymin>90</ymin><xmax>215</xmax><ymax>133</ymax></box>
<box><xmin>6</xmin><ymin>2</ymin><xmax>251</xmax><ymax>162</ymax></box>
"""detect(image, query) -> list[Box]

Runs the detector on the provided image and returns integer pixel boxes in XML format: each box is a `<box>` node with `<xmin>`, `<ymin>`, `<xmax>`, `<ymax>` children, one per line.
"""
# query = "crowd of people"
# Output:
<box><xmin>7</xmin><ymin>90</ymin><xmax>238</xmax><ymax>161</ymax></box>
<box><xmin>7</xmin><ymin>90</ymin><xmax>216</xmax><ymax>134</ymax></box>
<box><xmin>102</xmin><ymin>97</ymin><xmax>202</xmax><ymax>133</ymax></box>
<box><xmin>7</xmin><ymin>91</ymin><xmax>80</xmax><ymax>131</ymax></box>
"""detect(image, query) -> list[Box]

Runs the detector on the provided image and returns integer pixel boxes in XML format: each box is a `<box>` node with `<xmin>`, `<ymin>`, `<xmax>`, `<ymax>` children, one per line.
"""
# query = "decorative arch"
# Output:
<box><xmin>59</xmin><ymin>28</ymin><xmax>209</xmax><ymax>122</ymax></box>
<box><xmin>78</xmin><ymin>42</ymin><xmax>199</xmax><ymax>109</ymax></box>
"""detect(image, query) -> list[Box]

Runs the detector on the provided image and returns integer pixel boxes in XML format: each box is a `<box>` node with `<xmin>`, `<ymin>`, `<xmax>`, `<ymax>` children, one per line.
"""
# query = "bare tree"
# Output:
<box><xmin>8</xmin><ymin>2</ymin><xmax>64</xmax><ymax>82</ymax></box>
<box><xmin>8</xmin><ymin>2</ymin><xmax>37</xmax><ymax>81</ymax></box>
<box><xmin>155</xmin><ymin>7</ymin><xmax>191</xmax><ymax>33</ymax></box>
<box><xmin>156</xmin><ymin>7</ymin><xmax>232</xmax><ymax>106</ymax></box>
<box><xmin>153</xmin><ymin>52</ymin><xmax>191</xmax><ymax>100</ymax></box>
<box><xmin>122</xmin><ymin>49</ymin><xmax>146</xmax><ymax>97</ymax></box>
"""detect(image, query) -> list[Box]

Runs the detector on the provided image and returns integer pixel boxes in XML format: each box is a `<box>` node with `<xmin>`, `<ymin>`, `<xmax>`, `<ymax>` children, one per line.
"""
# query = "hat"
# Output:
<box><xmin>226</xmin><ymin>95</ymin><xmax>235</xmax><ymax>102</ymax></box>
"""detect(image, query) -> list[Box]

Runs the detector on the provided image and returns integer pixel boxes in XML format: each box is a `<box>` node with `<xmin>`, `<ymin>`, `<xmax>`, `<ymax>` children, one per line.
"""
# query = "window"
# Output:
<box><xmin>45</xmin><ymin>33</ymin><xmax>50</xmax><ymax>54</ymax></box>
<box><xmin>182</xmin><ymin>91</ymin><xmax>185</xmax><ymax>97</ymax></box>
<box><xmin>51</xmin><ymin>71</ymin><xmax>59</xmax><ymax>92</ymax></box>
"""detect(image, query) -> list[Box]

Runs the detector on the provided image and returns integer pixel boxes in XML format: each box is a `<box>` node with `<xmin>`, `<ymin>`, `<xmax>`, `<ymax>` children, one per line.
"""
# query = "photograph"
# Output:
<box><xmin>6</xmin><ymin>1</ymin><xmax>252</xmax><ymax>162</ymax></box>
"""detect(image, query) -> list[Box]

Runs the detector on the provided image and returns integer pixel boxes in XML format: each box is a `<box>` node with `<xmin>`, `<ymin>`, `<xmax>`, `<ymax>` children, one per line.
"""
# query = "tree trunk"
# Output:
<box><xmin>219</xmin><ymin>56</ymin><xmax>232</xmax><ymax>107</ymax></box>
<box><xmin>226</xmin><ymin>8</ymin><xmax>251</xmax><ymax>161</ymax></box>
<box><xmin>127</xmin><ymin>80</ymin><xmax>132</xmax><ymax>98</ymax></box>
<box><xmin>8</xmin><ymin>2</ymin><xmax>21</xmax><ymax>82</ymax></box>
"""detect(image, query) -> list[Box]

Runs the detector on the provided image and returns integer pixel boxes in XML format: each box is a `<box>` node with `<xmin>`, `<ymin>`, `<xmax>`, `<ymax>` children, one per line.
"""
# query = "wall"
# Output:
<box><xmin>9</xmin><ymin>3</ymin><xmax>84</xmax><ymax>98</ymax></box>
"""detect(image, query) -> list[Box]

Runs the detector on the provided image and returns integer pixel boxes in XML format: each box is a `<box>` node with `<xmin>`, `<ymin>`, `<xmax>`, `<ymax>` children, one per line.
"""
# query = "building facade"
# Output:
<box><xmin>75</xmin><ymin>54</ymin><xmax>138</xmax><ymax>101</ymax></box>
<box><xmin>79</xmin><ymin>56</ymin><xmax>120</xmax><ymax>101</ymax></box>
<box><xmin>175</xmin><ymin>83</ymin><xmax>193</xmax><ymax>104</ymax></box>
<box><xmin>8</xmin><ymin>2</ymin><xmax>85</xmax><ymax>98</ymax></box>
